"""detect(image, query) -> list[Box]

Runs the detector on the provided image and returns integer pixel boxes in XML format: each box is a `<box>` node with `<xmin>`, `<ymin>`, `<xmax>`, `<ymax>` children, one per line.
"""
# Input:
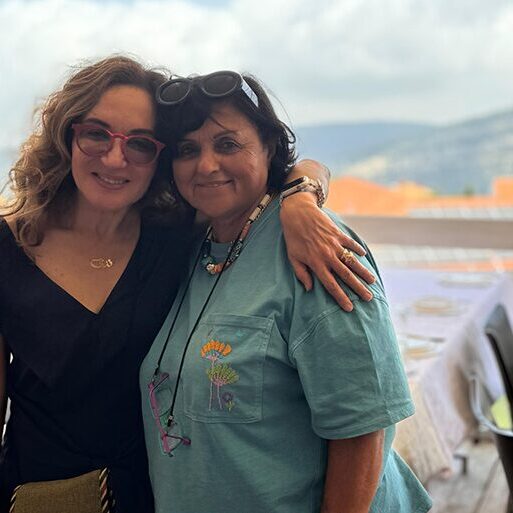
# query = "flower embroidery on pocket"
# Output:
<box><xmin>201</xmin><ymin>340</ymin><xmax>239</xmax><ymax>411</ymax></box>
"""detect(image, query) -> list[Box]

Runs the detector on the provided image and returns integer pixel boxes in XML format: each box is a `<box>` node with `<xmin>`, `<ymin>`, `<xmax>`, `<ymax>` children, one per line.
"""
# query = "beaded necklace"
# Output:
<box><xmin>200</xmin><ymin>192</ymin><xmax>274</xmax><ymax>275</ymax></box>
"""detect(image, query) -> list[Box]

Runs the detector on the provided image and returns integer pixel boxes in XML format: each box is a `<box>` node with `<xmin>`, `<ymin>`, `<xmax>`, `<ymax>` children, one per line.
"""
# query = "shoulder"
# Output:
<box><xmin>284</xmin><ymin>210</ymin><xmax>394</xmax><ymax>345</ymax></box>
<box><xmin>139</xmin><ymin>215</ymin><xmax>201</xmax><ymax>271</ymax></box>
<box><xmin>0</xmin><ymin>217</ymin><xmax>23</xmax><ymax>292</ymax></box>
<box><xmin>0</xmin><ymin>216</ymin><xmax>15</xmax><ymax>245</ymax></box>
<box><xmin>141</xmin><ymin>210</ymin><xmax>196</xmax><ymax>242</ymax></box>
<box><xmin>290</xmin><ymin>291</ymin><xmax>394</xmax><ymax>355</ymax></box>
<box><xmin>261</xmin><ymin>205</ymin><xmax>387</xmax><ymax>301</ymax></box>
<box><xmin>140</xmin><ymin>217</ymin><xmax>185</xmax><ymax>247</ymax></box>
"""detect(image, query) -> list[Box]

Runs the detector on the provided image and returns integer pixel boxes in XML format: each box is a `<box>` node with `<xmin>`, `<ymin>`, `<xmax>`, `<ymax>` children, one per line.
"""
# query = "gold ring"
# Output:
<box><xmin>339</xmin><ymin>247</ymin><xmax>355</xmax><ymax>265</ymax></box>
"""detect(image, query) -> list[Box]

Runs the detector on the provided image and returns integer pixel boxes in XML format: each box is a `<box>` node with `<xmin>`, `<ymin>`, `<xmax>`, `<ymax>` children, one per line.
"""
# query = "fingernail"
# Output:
<box><xmin>365</xmin><ymin>292</ymin><xmax>373</xmax><ymax>301</ymax></box>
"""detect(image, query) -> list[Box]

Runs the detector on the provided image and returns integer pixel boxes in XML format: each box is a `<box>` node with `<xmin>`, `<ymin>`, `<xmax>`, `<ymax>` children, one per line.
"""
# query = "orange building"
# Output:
<box><xmin>326</xmin><ymin>176</ymin><xmax>513</xmax><ymax>216</ymax></box>
<box><xmin>325</xmin><ymin>177</ymin><xmax>409</xmax><ymax>216</ymax></box>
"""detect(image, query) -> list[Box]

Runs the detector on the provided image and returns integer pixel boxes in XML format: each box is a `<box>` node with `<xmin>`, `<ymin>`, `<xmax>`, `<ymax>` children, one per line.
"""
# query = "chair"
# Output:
<box><xmin>470</xmin><ymin>375</ymin><xmax>513</xmax><ymax>512</ymax></box>
<box><xmin>483</xmin><ymin>304</ymin><xmax>513</xmax><ymax>511</ymax></box>
<box><xmin>485</xmin><ymin>304</ymin><xmax>513</xmax><ymax>406</ymax></box>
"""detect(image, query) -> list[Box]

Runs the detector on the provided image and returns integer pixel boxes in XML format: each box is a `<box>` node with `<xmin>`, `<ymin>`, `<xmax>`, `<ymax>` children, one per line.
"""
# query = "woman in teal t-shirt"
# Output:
<box><xmin>141</xmin><ymin>71</ymin><xmax>432</xmax><ymax>513</ymax></box>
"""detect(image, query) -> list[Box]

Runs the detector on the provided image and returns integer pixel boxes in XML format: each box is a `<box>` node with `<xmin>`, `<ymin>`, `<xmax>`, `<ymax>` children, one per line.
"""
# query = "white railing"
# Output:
<box><xmin>342</xmin><ymin>215</ymin><xmax>513</xmax><ymax>250</ymax></box>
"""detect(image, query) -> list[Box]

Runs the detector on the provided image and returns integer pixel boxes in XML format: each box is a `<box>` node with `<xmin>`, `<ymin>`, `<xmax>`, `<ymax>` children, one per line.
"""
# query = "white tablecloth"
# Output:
<box><xmin>380</xmin><ymin>268</ymin><xmax>513</xmax><ymax>483</ymax></box>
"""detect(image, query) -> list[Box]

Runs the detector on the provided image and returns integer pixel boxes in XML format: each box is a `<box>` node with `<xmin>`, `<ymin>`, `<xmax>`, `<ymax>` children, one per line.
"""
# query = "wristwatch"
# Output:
<box><xmin>279</xmin><ymin>176</ymin><xmax>327</xmax><ymax>208</ymax></box>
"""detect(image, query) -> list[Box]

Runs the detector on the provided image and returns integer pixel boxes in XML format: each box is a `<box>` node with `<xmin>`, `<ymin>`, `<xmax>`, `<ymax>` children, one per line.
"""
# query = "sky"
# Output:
<box><xmin>1</xmin><ymin>0</ymin><xmax>513</xmax><ymax>156</ymax></box>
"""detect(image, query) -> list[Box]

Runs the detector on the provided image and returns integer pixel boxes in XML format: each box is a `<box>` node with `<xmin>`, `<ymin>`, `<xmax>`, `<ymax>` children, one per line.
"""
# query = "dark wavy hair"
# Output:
<box><xmin>2</xmin><ymin>55</ymin><xmax>183</xmax><ymax>247</ymax></box>
<box><xmin>156</xmin><ymin>73</ymin><xmax>297</xmax><ymax>193</ymax></box>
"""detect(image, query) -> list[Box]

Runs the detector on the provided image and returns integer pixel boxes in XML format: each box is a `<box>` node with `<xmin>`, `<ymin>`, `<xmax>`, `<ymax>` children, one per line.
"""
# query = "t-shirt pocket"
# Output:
<box><xmin>182</xmin><ymin>313</ymin><xmax>273</xmax><ymax>423</ymax></box>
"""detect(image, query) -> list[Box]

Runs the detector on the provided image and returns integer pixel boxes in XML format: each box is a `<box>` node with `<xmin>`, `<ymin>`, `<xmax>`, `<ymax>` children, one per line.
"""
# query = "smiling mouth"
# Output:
<box><xmin>93</xmin><ymin>172</ymin><xmax>130</xmax><ymax>186</ymax></box>
<box><xmin>197</xmin><ymin>181</ymin><xmax>231</xmax><ymax>188</ymax></box>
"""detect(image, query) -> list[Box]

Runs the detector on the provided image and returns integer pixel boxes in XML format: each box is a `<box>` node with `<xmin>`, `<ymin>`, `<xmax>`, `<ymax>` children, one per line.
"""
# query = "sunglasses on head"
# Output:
<box><xmin>71</xmin><ymin>123</ymin><xmax>165</xmax><ymax>166</ymax></box>
<box><xmin>156</xmin><ymin>71</ymin><xmax>259</xmax><ymax>108</ymax></box>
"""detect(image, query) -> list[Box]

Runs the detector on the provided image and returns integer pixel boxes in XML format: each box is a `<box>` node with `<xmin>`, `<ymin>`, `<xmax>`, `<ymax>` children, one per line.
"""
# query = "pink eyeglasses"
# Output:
<box><xmin>72</xmin><ymin>123</ymin><xmax>165</xmax><ymax>165</ymax></box>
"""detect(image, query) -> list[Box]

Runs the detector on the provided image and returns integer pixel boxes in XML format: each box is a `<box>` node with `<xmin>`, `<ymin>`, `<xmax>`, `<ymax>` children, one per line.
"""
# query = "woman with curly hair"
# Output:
<box><xmin>0</xmin><ymin>56</ymin><xmax>374</xmax><ymax>512</ymax></box>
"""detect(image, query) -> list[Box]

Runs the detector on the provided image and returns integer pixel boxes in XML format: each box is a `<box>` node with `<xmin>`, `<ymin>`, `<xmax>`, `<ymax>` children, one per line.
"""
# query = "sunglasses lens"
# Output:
<box><xmin>77</xmin><ymin>127</ymin><xmax>111</xmax><ymax>156</ymax></box>
<box><xmin>159</xmin><ymin>79</ymin><xmax>190</xmax><ymax>104</ymax></box>
<box><xmin>125</xmin><ymin>137</ymin><xmax>159</xmax><ymax>165</ymax></box>
<box><xmin>202</xmin><ymin>73</ymin><xmax>239</xmax><ymax>97</ymax></box>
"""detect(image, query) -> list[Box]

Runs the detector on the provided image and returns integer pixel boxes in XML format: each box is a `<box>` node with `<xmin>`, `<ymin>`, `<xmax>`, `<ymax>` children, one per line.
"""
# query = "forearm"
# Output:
<box><xmin>321</xmin><ymin>430</ymin><xmax>384</xmax><ymax>513</ymax></box>
<box><xmin>286</xmin><ymin>159</ymin><xmax>330</xmax><ymax>197</ymax></box>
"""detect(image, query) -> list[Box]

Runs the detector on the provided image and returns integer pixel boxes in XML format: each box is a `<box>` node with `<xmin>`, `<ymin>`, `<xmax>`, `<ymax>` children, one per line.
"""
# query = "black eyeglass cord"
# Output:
<box><xmin>153</xmin><ymin>224</ymin><xmax>243</xmax><ymax>425</ymax></box>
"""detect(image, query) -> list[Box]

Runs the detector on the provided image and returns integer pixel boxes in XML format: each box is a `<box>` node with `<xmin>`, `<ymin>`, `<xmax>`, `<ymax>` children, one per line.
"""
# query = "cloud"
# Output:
<box><xmin>1</xmin><ymin>0</ymin><xmax>512</xmax><ymax>152</ymax></box>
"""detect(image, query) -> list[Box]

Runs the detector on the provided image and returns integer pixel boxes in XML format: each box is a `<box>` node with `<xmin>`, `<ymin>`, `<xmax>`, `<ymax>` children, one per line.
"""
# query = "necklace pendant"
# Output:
<box><xmin>205</xmin><ymin>263</ymin><xmax>218</xmax><ymax>275</ymax></box>
<box><xmin>90</xmin><ymin>257</ymin><xmax>114</xmax><ymax>269</ymax></box>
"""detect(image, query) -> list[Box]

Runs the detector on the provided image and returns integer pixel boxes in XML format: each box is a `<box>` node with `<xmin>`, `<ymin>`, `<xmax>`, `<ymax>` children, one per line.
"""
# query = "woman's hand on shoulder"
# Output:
<box><xmin>280</xmin><ymin>192</ymin><xmax>376</xmax><ymax>312</ymax></box>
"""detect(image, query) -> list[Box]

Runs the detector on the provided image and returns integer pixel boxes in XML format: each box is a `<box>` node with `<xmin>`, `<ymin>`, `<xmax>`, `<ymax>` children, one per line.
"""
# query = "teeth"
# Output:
<box><xmin>201</xmin><ymin>182</ymin><xmax>228</xmax><ymax>187</ymax></box>
<box><xmin>95</xmin><ymin>173</ymin><xmax>127</xmax><ymax>185</ymax></box>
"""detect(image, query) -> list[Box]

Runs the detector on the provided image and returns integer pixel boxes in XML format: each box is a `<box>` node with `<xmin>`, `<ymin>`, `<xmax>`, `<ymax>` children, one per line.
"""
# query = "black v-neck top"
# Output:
<box><xmin>0</xmin><ymin>217</ymin><xmax>192</xmax><ymax>512</ymax></box>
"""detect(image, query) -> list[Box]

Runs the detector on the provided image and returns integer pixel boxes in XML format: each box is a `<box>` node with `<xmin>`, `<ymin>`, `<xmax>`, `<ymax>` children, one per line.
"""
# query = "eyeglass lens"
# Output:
<box><xmin>76</xmin><ymin>126</ymin><xmax>159</xmax><ymax>165</ymax></box>
<box><xmin>163</xmin><ymin>424</ymin><xmax>191</xmax><ymax>453</ymax></box>
<box><xmin>149</xmin><ymin>372</ymin><xmax>172</xmax><ymax>418</ymax></box>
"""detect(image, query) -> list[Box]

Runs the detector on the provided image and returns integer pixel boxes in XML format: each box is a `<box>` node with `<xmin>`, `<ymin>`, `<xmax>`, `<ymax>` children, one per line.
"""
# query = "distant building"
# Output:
<box><xmin>327</xmin><ymin>175</ymin><xmax>513</xmax><ymax>219</ymax></box>
<box><xmin>410</xmin><ymin>176</ymin><xmax>513</xmax><ymax>219</ymax></box>
<box><xmin>325</xmin><ymin>176</ymin><xmax>409</xmax><ymax>216</ymax></box>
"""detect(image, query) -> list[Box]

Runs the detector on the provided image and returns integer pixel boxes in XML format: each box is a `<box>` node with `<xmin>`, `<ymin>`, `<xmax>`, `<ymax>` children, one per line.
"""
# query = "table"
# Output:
<box><xmin>380</xmin><ymin>268</ymin><xmax>513</xmax><ymax>483</ymax></box>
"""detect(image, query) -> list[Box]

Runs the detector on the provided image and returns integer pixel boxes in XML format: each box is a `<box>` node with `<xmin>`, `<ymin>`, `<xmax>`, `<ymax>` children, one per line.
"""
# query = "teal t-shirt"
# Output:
<box><xmin>140</xmin><ymin>201</ymin><xmax>432</xmax><ymax>513</ymax></box>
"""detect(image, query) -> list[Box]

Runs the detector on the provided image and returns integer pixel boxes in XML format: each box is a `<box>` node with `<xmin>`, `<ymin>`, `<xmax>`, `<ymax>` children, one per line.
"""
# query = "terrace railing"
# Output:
<box><xmin>342</xmin><ymin>215</ymin><xmax>513</xmax><ymax>250</ymax></box>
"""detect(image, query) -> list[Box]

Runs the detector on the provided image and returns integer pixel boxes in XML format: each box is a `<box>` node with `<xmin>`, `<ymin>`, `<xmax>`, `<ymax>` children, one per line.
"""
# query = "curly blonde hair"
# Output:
<box><xmin>2</xmin><ymin>55</ymin><xmax>179</xmax><ymax>247</ymax></box>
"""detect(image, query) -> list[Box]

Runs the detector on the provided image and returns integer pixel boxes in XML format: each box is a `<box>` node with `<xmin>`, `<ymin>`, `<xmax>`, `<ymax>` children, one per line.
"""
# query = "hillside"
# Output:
<box><xmin>294</xmin><ymin>121</ymin><xmax>434</xmax><ymax>170</ymax></box>
<box><xmin>334</xmin><ymin>110</ymin><xmax>513</xmax><ymax>194</ymax></box>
